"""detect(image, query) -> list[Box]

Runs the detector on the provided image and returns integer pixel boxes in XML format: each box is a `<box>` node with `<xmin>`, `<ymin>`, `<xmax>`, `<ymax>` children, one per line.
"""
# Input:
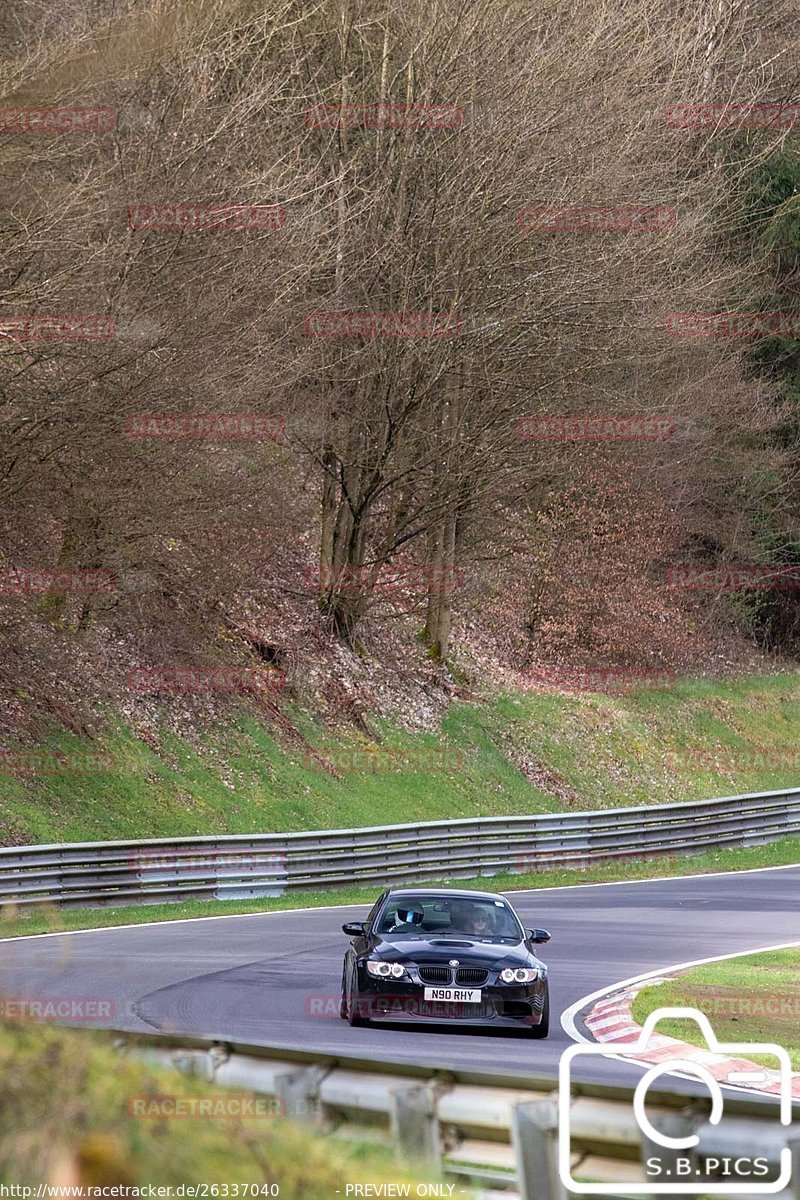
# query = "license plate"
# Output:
<box><xmin>423</xmin><ymin>987</ymin><xmax>481</xmax><ymax>1003</ymax></box>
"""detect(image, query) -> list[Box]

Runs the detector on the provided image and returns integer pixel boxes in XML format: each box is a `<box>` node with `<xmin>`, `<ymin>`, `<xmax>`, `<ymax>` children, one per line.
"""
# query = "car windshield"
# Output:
<box><xmin>375</xmin><ymin>894</ymin><xmax>522</xmax><ymax>941</ymax></box>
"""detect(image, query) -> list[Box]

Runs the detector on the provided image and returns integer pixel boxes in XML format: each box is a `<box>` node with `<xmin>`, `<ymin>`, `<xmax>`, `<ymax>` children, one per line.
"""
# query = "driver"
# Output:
<box><xmin>388</xmin><ymin>902</ymin><xmax>424</xmax><ymax>932</ymax></box>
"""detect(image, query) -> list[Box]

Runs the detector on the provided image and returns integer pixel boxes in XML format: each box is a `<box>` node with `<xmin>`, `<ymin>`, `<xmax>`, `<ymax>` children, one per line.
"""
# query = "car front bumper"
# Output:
<box><xmin>353</xmin><ymin>966</ymin><xmax>548</xmax><ymax>1027</ymax></box>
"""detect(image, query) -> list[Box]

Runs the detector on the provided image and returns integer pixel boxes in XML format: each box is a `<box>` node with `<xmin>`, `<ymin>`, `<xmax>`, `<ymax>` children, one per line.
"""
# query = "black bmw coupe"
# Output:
<box><xmin>339</xmin><ymin>887</ymin><xmax>551</xmax><ymax>1036</ymax></box>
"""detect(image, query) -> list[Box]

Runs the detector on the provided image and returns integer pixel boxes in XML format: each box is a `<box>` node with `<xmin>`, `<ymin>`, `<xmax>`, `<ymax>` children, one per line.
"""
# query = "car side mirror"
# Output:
<box><xmin>527</xmin><ymin>928</ymin><xmax>551</xmax><ymax>944</ymax></box>
<box><xmin>342</xmin><ymin>922</ymin><xmax>366</xmax><ymax>937</ymax></box>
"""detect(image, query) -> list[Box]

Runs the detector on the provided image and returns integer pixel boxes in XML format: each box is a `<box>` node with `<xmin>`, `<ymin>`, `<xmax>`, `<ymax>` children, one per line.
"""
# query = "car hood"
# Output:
<box><xmin>371</xmin><ymin>934</ymin><xmax>536</xmax><ymax>966</ymax></box>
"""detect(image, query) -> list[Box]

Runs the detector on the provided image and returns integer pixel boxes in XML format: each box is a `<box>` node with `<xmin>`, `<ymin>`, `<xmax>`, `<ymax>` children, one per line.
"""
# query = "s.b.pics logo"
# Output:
<box><xmin>559</xmin><ymin>1007</ymin><xmax>793</xmax><ymax>1194</ymax></box>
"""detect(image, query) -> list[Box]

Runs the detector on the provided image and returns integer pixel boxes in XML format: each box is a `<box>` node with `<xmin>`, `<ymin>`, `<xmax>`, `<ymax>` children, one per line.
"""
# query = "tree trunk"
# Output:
<box><xmin>423</xmin><ymin>508</ymin><xmax>458</xmax><ymax>660</ymax></box>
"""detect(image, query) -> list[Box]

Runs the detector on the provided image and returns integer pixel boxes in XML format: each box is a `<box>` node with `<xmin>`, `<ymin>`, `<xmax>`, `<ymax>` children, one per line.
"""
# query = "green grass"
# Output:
<box><xmin>0</xmin><ymin>706</ymin><xmax>560</xmax><ymax>846</ymax></box>
<box><xmin>1</xmin><ymin>834</ymin><xmax>798</xmax><ymax>942</ymax></box>
<box><xmin>632</xmin><ymin>947</ymin><xmax>800</xmax><ymax>1070</ymax></box>
<box><xmin>0</xmin><ymin>1017</ymin><xmax>427</xmax><ymax>1192</ymax></box>
<box><xmin>2</xmin><ymin>672</ymin><xmax>800</xmax><ymax>845</ymax></box>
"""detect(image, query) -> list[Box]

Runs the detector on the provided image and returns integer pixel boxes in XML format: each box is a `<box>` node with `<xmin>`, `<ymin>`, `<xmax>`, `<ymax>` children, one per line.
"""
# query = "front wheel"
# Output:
<box><xmin>346</xmin><ymin>964</ymin><xmax>368</xmax><ymax>1026</ymax></box>
<box><xmin>339</xmin><ymin>963</ymin><xmax>348</xmax><ymax>1019</ymax></box>
<box><xmin>528</xmin><ymin>990</ymin><xmax>550</xmax><ymax>1039</ymax></box>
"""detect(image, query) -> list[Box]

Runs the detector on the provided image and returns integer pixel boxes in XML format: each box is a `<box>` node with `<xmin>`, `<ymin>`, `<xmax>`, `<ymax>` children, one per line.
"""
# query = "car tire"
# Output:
<box><xmin>528</xmin><ymin>990</ymin><xmax>550</xmax><ymax>1039</ymax></box>
<box><xmin>346</xmin><ymin>965</ymin><xmax>367</xmax><ymax>1026</ymax></box>
<box><xmin>339</xmin><ymin>964</ymin><xmax>348</xmax><ymax>1019</ymax></box>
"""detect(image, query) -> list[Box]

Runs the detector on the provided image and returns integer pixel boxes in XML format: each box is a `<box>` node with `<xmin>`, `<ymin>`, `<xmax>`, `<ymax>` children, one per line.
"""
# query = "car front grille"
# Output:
<box><xmin>455</xmin><ymin>968</ymin><xmax>489</xmax><ymax>986</ymax></box>
<box><xmin>418</xmin><ymin>966</ymin><xmax>452</xmax><ymax>984</ymax></box>
<box><xmin>427</xmin><ymin>999</ymin><xmax>495</xmax><ymax>1019</ymax></box>
<box><xmin>501</xmin><ymin>1001</ymin><xmax>534</xmax><ymax>1019</ymax></box>
<box><xmin>416</xmin><ymin>965</ymin><xmax>491</xmax><ymax>986</ymax></box>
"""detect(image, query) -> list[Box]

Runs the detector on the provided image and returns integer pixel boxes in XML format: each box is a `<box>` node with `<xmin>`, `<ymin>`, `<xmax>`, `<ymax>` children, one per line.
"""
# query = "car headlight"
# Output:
<box><xmin>500</xmin><ymin>967</ymin><xmax>544</xmax><ymax>983</ymax></box>
<box><xmin>366</xmin><ymin>960</ymin><xmax>407</xmax><ymax>979</ymax></box>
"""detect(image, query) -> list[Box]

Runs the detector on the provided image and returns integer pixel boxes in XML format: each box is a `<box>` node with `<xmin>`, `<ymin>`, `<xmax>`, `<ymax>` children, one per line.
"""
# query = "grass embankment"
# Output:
<box><xmin>1</xmin><ymin>835</ymin><xmax>798</xmax><ymax>942</ymax></box>
<box><xmin>0</xmin><ymin>1019</ymin><xmax>422</xmax><ymax>1192</ymax></box>
<box><xmin>2</xmin><ymin>673</ymin><xmax>800</xmax><ymax>845</ymax></box>
<box><xmin>632</xmin><ymin>947</ymin><xmax>800</xmax><ymax>1070</ymax></box>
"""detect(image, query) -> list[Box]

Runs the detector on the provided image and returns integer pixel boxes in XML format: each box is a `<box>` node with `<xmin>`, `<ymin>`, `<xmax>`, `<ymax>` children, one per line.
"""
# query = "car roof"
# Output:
<box><xmin>386</xmin><ymin>887</ymin><xmax>509</xmax><ymax>902</ymax></box>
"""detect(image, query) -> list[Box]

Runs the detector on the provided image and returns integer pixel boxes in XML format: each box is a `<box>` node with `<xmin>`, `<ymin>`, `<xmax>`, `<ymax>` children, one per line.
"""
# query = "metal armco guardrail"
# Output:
<box><xmin>122</xmin><ymin>1029</ymin><xmax>800</xmax><ymax>1200</ymax></box>
<box><xmin>2</xmin><ymin>787</ymin><xmax>799</xmax><ymax>909</ymax></box>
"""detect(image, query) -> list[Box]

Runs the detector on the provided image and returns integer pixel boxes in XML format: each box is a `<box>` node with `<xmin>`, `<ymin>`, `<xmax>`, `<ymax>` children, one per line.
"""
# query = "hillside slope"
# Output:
<box><xmin>2</xmin><ymin>674</ymin><xmax>799</xmax><ymax>845</ymax></box>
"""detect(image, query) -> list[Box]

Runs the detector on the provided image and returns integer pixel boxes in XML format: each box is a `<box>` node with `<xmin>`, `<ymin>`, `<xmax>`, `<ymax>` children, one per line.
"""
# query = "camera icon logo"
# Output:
<box><xmin>559</xmin><ymin>1006</ymin><xmax>793</xmax><ymax>1194</ymax></box>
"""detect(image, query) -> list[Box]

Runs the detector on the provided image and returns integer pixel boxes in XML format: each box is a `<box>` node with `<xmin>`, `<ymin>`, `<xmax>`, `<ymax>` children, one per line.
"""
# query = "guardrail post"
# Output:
<box><xmin>271</xmin><ymin>1064</ymin><xmax>326</xmax><ymax>1121</ymax></box>
<box><xmin>389</xmin><ymin>1083</ymin><xmax>440</xmax><ymax>1163</ymax></box>
<box><xmin>638</xmin><ymin>1111</ymin><xmax>703</xmax><ymax>1200</ymax></box>
<box><xmin>789</xmin><ymin>1134</ymin><xmax>800</xmax><ymax>1200</ymax></box>
<box><xmin>511</xmin><ymin>1095</ymin><xmax>567</xmax><ymax>1200</ymax></box>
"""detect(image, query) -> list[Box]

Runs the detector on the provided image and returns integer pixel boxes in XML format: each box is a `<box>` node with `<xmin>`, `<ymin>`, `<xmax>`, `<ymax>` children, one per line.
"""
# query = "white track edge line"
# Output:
<box><xmin>560</xmin><ymin>938</ymin><xmax>800</xmax><ymax>1099</ymax></box>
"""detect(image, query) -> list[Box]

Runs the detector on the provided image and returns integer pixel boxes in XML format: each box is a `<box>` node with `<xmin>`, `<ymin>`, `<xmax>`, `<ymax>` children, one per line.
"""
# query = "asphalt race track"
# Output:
<box><xmin>1</xmin><ymin>865</ymin><xmax>798</xmax><ymax>1088</ymax></box>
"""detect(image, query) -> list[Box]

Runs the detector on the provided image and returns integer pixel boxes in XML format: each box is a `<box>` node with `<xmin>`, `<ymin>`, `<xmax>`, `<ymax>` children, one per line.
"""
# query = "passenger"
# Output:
<box><xmin>450</xmin><ymin>901</ymin><xmax>492</xmax><ymax>936</ymax></box>
<box><xmin>463</xmin><ymin>906</ymin><xmax>492</xmax><ymax>937</ymax></box>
